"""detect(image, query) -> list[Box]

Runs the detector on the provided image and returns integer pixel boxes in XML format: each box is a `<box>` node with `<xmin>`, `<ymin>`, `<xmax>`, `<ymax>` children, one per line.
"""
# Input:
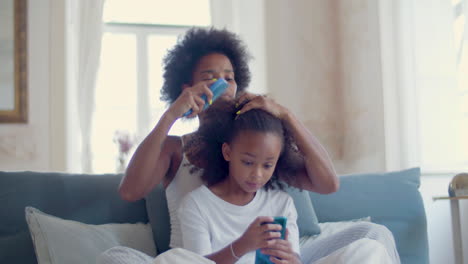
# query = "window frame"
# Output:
<box><xmin>102</xmin><ymin>22</ymin><xmax>192</xmax><ymax>139</ymax></box>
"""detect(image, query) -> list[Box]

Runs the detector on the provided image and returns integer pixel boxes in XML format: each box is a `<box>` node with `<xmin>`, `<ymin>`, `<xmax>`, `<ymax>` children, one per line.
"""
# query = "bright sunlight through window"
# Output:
<box><xmin>92</xmin><ymin>1</ymin><xmax>210</xmax><ymax>173</ymax></box>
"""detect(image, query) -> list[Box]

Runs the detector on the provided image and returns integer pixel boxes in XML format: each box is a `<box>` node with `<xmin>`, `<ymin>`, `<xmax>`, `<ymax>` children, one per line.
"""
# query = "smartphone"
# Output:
<box><xmin>183</xmin><ymin>78</ymin><xmax>229</xmax><ymax>117</ymax></box>
<box><xmin>254</xmin><ymin>216</ymin><xmax>287</xmax><ymax>264</ymax></box>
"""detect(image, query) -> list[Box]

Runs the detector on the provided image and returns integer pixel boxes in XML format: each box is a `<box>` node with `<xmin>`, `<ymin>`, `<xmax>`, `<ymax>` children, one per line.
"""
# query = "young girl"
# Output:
<box><xmin>177</xmin><ymin>98</ymin><xmax>401</xmax><ymax>264</ymax></box>
<box><xmin>178</xmin><ymin>98</ymin><xmax>303</xmax><ymax>264</ymax></box>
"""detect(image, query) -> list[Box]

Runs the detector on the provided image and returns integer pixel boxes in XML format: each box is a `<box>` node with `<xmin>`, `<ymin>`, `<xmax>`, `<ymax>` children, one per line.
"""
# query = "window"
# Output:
<box><xmin>412</xmin><ymin>0</ymin><xmax>468</xmax><ymax>173</ymax></box>
<box><xmin>91</xmin><ymin>0</ymin><xmax>211</xmax><ymax>173</ymax></box>
<box><xmin>452</xmin><ymin>0</ymin><xmax>468</xmax><ymax>170</ymax></box>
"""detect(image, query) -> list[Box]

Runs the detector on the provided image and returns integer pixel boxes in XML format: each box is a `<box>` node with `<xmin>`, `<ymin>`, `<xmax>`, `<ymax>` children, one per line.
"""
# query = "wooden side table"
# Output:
<box><xmin>433</xmin><ymin>195</ymin><xmax>468</xmax><ymax>264</ymax></box>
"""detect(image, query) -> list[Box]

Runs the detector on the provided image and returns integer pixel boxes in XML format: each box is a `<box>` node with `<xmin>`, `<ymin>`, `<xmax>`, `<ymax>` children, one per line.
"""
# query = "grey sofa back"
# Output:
<box><xmin>0</xmin><ymin>171</ymin><xmax>148</xmax><ymax>264</ymax></box>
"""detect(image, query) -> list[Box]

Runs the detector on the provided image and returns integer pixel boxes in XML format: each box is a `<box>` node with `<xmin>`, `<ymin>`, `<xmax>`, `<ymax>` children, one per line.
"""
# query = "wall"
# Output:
<box><xmin>0</xmin><ymin>0</ymin><xmax>51</xmax><ymax>171</ymax></box>
<box><xmin>264</xmin><ymin>0</ymin><xmax>345</xmax><ymax>172</ymax></box>
<box><xmin>264</xmin><ymin>0</ymin><xmax>385</xmax><ymax>175</ymax></box>
<box><xmin>336</xmin><ymin>0</ymin><xmax>387</xmax><ymax>174</ymax></box>
<box><xmin>0</xmin><ymin>0</ymin><xmax>67</xmax><ymax>172</ymax></box>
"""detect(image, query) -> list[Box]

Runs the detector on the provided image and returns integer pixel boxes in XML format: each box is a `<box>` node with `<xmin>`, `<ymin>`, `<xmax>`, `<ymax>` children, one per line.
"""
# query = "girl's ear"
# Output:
<box><xmin>222</xmin><ymin>143</ymin><xmax>231</xmax><ymax>161</ymax></box>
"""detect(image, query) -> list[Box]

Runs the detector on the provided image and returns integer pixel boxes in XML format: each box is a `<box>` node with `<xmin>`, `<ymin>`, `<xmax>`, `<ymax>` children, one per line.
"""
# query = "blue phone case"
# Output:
<box><xmin>255</xmin><ymin>216</ymin><xmax>287</xmax><ymax>264</ymax></box>
<box><xmin>183</xmin><ymin>78</ymin><xmax>228</xmax><ymax>117</ymax></box>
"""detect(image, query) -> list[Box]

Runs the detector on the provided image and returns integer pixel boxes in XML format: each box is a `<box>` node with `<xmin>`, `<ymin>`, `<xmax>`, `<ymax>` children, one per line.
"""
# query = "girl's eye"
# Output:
<box><xmin>264</xmin><ymin>164</ymin><xmax>274</xmax><ymax>169</ymax></box>
<box><xmin>225</xmin><ymin>78</ymin><xmax>234</xmax><ymax>81</ymax></box>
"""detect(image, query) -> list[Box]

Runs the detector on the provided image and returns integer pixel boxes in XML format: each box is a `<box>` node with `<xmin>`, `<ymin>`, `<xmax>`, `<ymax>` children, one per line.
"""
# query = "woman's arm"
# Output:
<box><xmin>119</xmin><ymin>80</ymin><xmax>215</xmax><ymax>201</ymax></box>
<box><xmin>280</xmin><ymin>109</ymin><xmax>339</xmax><ymax>193</ymax></box>
<box><xmin>119</xmin><ymin>111</ymin><xmax>180</xmax><ymax>201</ymax></box>
<box><xmin>237</xmin><ymin>94</ymin><xmax>339</xmax><ymax>194</ymax></box>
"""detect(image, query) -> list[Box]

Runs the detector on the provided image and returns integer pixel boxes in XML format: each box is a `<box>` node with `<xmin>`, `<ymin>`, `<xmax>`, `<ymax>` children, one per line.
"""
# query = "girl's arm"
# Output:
<box><xmin>119</xmin><ymin>80</ymin><xmax>215</xmax><ymax>201</ymax></box>
<box><xmin>237</xmin><ymin>94</ymin><xmax>339</xmax><ymax>194</ymax></box>
<box><xmin>258</xmin><ymin>229</ymin><xmax>302</xmax><ymax>264</ymax></box>
<box><xmin>257</xmin><ymin>195</ymin><xmax>301</xmax><ymax>263</ymax></box>
<box><xmin>204</xmin><ymin>217</ymin><xmax>284</xmax><ymax>264</ymax></box>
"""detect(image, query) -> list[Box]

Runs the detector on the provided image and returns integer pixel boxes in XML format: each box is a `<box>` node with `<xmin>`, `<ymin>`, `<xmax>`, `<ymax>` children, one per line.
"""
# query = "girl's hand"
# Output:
<box><xmin>235</xmin><ymin>216</ymin><xmax>283</xmax><ymax>254</ymax></box>
<box><xmin>260</xmin><ymin>229</ymin><xmax>302</xmax><ymax>264</ymax></box>
<box><xmin>168</xmin><ymin>79</ymin><xmax>217</xmax><ymax>118</ymax></box>
<box><xmin>236</xmin><ymin>92</ymin><xmax>289</xmax><ymax>120</ymax></box>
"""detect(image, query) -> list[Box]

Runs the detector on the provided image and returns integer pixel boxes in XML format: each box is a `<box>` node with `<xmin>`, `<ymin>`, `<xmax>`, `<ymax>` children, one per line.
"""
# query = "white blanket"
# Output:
<box><xmin>313</xmin><ymin>238</ymin><xmax>393</xmax><ymax>264</ymax></box>
<box><xmin>299</xmin><ymin>220</ymin><xmax>399</xmax><ymax>264</ymax></box>
<box><xmin>98</xmin><ymin>221</ymin><xmax>399</xmax><ymax>264</ymax></box>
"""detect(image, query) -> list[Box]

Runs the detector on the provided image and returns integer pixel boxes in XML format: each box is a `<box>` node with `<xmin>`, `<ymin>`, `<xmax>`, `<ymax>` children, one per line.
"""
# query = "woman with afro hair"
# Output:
<box><xmin>103</xmin><ymin>27</ymin><xmax>341</xmax><ymax>263</ymax></box>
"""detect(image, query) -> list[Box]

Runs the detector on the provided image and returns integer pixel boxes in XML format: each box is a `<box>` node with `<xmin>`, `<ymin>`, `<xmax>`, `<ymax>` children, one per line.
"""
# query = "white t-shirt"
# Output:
<box><xmin>178</xmin><ymin>185</ymin><xmax>300</xmax><ymax>264</ymax></box>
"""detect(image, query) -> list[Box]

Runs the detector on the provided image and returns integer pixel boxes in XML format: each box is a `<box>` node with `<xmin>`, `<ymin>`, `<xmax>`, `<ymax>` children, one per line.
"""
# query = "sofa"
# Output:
<box><xmin>0</xmin><ymin>168</ymin><xmax>429</xmax><ymax>264</ymax></box>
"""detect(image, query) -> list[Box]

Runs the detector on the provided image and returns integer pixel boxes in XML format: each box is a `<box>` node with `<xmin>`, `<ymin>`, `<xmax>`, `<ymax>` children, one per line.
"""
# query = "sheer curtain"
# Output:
<box><xmin>411</xmin><ymin>0</ymin><xmax>466</xmax><ymax>172</ymax></box>
<box><xmin>383</xmin><ymin>0</ymin><xmax>467</xmax><ymax>172</ymax></box>
<box><xmin>75</xmin><ymin>0</ymin><xmax>105</xmax><ymax>172</ymax></box>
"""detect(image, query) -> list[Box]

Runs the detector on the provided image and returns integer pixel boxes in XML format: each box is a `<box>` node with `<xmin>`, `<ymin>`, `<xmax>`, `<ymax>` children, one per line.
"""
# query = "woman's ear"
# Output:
<box><xmin>222</xmin><ymin>143</ymin><xmax>231</xmax><ymax>161</ymax></box>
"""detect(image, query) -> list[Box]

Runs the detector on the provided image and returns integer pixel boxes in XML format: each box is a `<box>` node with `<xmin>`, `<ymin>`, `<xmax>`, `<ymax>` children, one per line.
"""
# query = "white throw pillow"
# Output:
<box><xmin>25</xmin><ymin>206</ymin><xmax>157</xmax><ymax>264</ymax></box>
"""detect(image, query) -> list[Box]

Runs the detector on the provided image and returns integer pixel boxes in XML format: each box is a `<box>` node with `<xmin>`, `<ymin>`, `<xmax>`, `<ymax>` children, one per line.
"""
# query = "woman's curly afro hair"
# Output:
<box><xmin>184</xmin><ymin>98</ymin><xmax>304</xmax><ymax>190</ymax></box>
<box><xmin>160</xmin><ymin>27</ymin><xmax>252</xmax><ymax>104</ymax></box>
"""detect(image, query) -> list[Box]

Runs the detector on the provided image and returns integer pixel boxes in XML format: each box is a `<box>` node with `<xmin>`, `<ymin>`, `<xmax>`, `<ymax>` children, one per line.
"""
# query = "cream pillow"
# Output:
<box><xmin>25</xmin><ymin>207</ymin><xmax>157</xmax><ymax>264</ymax></box>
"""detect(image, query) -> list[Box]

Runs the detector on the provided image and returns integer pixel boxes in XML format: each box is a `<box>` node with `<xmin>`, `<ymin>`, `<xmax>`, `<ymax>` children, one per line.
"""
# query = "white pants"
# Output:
<box><xmin>98</xmin><ymin>222</ymin><xmax>400</xmax><ymax>264</ymax></box>
<box><xmin>313</xmin><ymin>238</ymin><xmax>394</xmax><ymax>264</ymax></box>
<box><xmin>300</xmin><ymin>222</ymin><xmax>401</xmax><ymax>264</ymax></box>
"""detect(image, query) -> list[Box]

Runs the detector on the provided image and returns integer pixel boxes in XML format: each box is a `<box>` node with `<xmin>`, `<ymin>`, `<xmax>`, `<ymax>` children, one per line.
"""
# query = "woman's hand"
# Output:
<box><xmin>236</xmin><ymin>92</ymin><xmax>289</xmax><ymax>120</ymax></box>
<box><xmin>237</xmin><ymin>92</ymin><xmax>339</xmax><ymax>195</ymax></box>
<box><xmin>233</xmin><ymin>216</ymin><xmax>283</xmax><ymax>257</ymax></box>
<box><xmin>168</xmin><ymin>79</ymin><xmax>217</xmax><ymax>118</ymax></box>
<box><xmin>260</xmin><ymin>229</ymin><xmax>302</xmax><ymax>264</ymax></box>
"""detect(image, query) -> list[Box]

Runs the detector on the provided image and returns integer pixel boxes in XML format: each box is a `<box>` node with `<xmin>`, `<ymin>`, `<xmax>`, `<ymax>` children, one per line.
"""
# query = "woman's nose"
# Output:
<box><xmin>212</xmin><ymin>72</ymin><xmax>222</xmax><ymax>80</ymax></box>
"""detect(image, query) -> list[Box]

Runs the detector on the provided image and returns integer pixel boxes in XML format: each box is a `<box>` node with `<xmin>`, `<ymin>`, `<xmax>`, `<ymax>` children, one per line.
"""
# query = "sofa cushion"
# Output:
<box><xmin>146</xmin><ymin>184</ymin><xmax>171</xmax><ymax>254</ymax></box>
<box><xmin>0</xmin><ymin>171</ymin><xmax>148</xmax><ymax>264</ymax></box>
<box><xmin>309</xmin><ymin>167</ymin><xmax>428</xmax><ymax>264</ymax></box>
<box><xmin>25</xmin><ymin>207</ymin><xmax>156</xmax><ymax>264</ymax></box>
<box><xmin>283</xmin><ymin>186</ymin><xmax>321</xmax><ymax>237</ymax></box>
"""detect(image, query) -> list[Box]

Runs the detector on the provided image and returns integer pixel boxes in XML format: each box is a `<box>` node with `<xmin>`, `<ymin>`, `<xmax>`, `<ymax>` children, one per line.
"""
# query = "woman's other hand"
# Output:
<box><xmin>236</xmin><ymin>92</ymin><xmax>289</xmax><ymax>120</ymax></box>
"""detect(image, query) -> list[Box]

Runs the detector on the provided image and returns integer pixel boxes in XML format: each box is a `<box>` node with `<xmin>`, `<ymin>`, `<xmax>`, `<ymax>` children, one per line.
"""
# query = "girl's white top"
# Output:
<box><xmin>178</xmin><ymin>185</ymin><xmax>300</xmax><ymax>263</ymax></box>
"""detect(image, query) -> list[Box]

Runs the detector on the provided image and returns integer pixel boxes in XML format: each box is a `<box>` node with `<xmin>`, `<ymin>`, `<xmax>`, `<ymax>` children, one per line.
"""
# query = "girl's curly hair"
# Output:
<box><xmin>161</xmin><ymin>27</ymin><xmax>252</xmax><ymax>104</ymax></box>
<box><xmin>184</xmin><ymin>98</ymin><xmax>304</xmax><ymax>190</ymax></box>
